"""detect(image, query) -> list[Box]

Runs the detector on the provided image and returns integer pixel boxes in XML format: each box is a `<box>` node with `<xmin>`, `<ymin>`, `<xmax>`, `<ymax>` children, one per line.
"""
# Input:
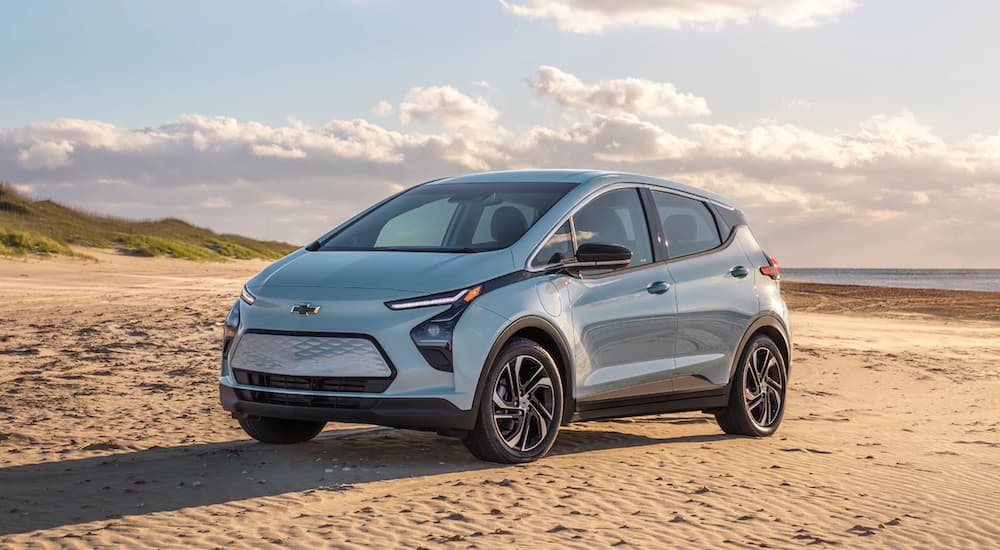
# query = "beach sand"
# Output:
<box><xmin>1</xmin><ymin>251</ymin><xmax>998</xmax><ymax>548</ymax></box>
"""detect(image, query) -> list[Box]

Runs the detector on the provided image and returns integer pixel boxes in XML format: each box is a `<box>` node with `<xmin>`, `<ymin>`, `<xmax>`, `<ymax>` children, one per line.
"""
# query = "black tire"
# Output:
<box><xmin>238</xmin><ymin>416</ymin><xmax>326</xmax><ymax>444</ymax></box>
<box><xmin>715</xmin><ymin>334</ymin><xmax>787</xmax><ymax>437</ymax></box>
<box><xmin>463</xmin><ymin>337</ymin><xmax>564</xmax><ymax>463</ymax></box>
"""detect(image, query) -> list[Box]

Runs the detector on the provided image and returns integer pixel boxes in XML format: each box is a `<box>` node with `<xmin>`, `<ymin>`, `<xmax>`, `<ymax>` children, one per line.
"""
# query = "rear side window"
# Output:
<box><xmin>651</xmin><ymin>191</ymin><xmax>722</xmax><ymax>259</ymax></box>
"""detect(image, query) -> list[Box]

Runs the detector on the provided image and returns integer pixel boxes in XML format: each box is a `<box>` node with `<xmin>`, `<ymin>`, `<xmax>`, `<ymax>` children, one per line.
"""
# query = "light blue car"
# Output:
<box><xmin>220</xmin><ymin>170</ymin><xmax>790</xmax><ymax>463</ymax></box>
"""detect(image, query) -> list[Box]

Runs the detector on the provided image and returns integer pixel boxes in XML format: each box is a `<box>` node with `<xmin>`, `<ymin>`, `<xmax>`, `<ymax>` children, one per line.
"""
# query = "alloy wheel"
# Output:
<box><xmin>743</xmin><ymin>346</ymin><xmax>785</xmax><ymax>429</ymax></box>
<box><xmin>491</xmin><ymin>355</ymin><xmax>556</xmax><ymax>453</ymax></box>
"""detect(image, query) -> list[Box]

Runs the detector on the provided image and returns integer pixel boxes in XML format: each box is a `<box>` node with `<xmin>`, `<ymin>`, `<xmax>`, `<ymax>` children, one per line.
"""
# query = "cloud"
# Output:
<box><xmin>781</xmin><ymin>98</ymin><xmax>815</xmax><ymax>111</ymax></box>
<box><xmin>527</xmin><ymin>66</ymin><xmax>710</xmax><ymax>117</ymax></box>
<box><xmin>3</xmin><ymin>98</ymin><xmax>1000</xmax><ymax>266</ymax></box>
<box><xmin>398</xmin><ymin>86</ymin><xmax>501</xmax><ymax>132</ymax></box>
<box><xmin>909</xmin><ymin>190</ymin><xmax>930</xmax><ymax>205</ymax></box>
<box><xmin>510</xmin><ymin>113</ymin><xmax>694</xmax><ymax>164</ymax></box>
<box><xmin>500</xmin><ymin>0</ymin><xmax>860</xmax><ymax>33</ymax></box>
<box><xmin>199</xmin><ymin>196</ymin><xmax>232</xmax><ymax>209</ymax></box>
<box><xmin>17</xmin><ymin>140</ymin><xmax>75</xmax><ymax>169</ymax></box>
<box><xmin>251</xmin><ymin>144</ymin><xmax>307</xmax><ymax>159</ymax></box>
<box><xmin>371</xmin><ymin>100</ymin><xmax>394</xmax><ymax>117</ymax></box>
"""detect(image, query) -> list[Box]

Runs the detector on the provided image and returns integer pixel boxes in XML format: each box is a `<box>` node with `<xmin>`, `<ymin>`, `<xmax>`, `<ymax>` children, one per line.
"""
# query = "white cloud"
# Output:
<box><xmin>527</xmin><ymin>65</ymin><xmax>710</xmax><ymax>117</ymax></box>
<box><xmin>782</xmin><ymin>98</ymin><xmax>815</xmax><ymax>111</ymax></box>
<box><xmin>371</xmin><ymin>100</ymin><xmax>394</xmax><ymax>117</ymax></box>
<box><xmin>510</xmin><ymin>113</ymin><xmax>693</xmax><ymax>164</ymax></box>
<box><xmin>8</xmin><ymin>118</ymin><xmax>168</xmax><ymax>152</ymax></box>
<box><xmin>909</xmin><ymin>191</ymin><xmax>930</xmax><ymax>205</ymax></box>
<box><xmin>251</xmin><ymin>144</ymin><xmax>307</xmax><ymax>159</ymax></box>
<box><xmin>17</xmin><ymin>140</ymin><xmax>74</xmax><ymax>169</ymax></box>
<box><xmin>9</xmin><ymin>183</ymin><xmax>35</xmax><ymax>194</ymax></box>
<box><xmin>3</xmin><ymin>98</ymin><xmax>1000</xmax><ymax>266</ymax></box>
<box><xmin>199</xmin><ymin>196</ymin><xmax>232</xmax><ymax>209</ymax></box>
<box><xmin>500</xmin><ymin>0</ymin><xmax>860</xmax><ymax>33</ymax></box>
<box><xmin>398</xmin><ymin>85</ymin><xmax>501</xmax><ymax>132</ymax></box>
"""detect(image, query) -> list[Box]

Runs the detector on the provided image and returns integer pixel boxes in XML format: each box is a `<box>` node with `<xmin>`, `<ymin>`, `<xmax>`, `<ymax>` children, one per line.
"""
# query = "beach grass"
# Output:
<box><xmin>0</xmin><ymin>182</ymin><xmax>296</xmax><ymax>261</ymax></box>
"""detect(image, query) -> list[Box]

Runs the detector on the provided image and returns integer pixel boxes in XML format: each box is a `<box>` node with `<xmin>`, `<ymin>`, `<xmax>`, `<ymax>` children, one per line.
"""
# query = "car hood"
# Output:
<box><xmin>247</xmin><ymin>249</ymin><xmax>516</xmax><ymax>294</ymax></box>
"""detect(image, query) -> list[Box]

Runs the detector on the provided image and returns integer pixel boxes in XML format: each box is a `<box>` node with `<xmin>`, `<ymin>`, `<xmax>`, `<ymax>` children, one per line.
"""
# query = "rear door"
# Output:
<box><xmin>553</xmin><ymin>187</ymin><xmax>679</xmax><ymax>404</ymax></box>
<box><xmin>651</xmin><ymin>191</ymin><xmax>758</xmax><ymax>390</ymax></box>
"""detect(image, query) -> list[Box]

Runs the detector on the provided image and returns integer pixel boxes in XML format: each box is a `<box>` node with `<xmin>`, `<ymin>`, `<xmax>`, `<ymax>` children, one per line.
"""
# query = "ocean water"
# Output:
<box><xmin>781</xmin><ymin>268</ymin><xmax>1000</xmax><ymax>292</ymax></box>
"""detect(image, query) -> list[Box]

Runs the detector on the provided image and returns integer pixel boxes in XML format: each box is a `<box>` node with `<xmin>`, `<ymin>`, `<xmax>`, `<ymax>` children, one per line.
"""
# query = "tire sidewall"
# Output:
<box><xmin>733</xmin><ymin>335</ymin><xmax>787</xmax><ymax>437</ymax></box>
<box><xmin>477</xmin><ymin>339</ymin><xmax>564</xmax><ymax>462</ymax></box>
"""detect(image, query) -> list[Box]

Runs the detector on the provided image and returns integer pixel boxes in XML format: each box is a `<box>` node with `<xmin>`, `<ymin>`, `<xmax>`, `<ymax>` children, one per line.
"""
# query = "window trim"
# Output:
<box><xmin>526</xmin><ymin>182</ymin><xmax>741</xmax><ymax>273</ymax></box>
<box><xmin>639</xmin><ymin>188</ymin><xmax>667</xmax><ymax>262</ymax></box>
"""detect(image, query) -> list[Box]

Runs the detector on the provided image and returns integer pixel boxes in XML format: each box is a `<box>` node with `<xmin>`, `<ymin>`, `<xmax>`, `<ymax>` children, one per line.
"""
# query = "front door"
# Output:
<box><xmin>558</xmin><ymin>188</ymin><xmax>679</xmax><ymax>404</ymax></box>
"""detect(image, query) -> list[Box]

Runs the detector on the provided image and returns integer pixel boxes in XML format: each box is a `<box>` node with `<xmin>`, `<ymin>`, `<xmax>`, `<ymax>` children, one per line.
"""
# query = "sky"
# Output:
<box><xmin>2</xmin><ymin>0</ymin><xmax>999</xmax><ymax>267</ymax></box>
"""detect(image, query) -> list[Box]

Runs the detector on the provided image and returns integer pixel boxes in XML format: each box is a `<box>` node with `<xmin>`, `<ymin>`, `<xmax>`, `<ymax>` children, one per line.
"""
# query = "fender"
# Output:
<box><xmin>722</xmin><ymin>314</ymin><xmax>791</xmax><ymax>401</ymax></box>
<box><xmin>471</xmin><ymin>315</ymin><xmax>577</xmax><ymax>426</ymax></box>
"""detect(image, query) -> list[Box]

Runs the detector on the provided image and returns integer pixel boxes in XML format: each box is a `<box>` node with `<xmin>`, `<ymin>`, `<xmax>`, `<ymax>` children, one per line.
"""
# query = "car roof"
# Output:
<box><xmin>428</xmin><ymin>169</ymin><xmax>738</xmax><ymax>209</ymax></box>
<box><xmin>430</xmin><ymin>169</ymin><xmax>606</xmax><ymax>184</ymax></box>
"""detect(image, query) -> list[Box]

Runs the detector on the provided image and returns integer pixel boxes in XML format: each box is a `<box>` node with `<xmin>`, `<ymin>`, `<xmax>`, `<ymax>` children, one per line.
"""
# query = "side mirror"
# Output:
<box><xmin>563</xmin><ymin>242</ymin><xmax>632</xmax><ymax>270</ymax></box>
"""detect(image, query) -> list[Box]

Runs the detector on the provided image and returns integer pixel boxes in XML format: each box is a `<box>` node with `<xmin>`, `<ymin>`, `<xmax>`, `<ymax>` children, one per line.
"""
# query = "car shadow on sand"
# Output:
<box><xmin>0</xmin><ymin>418</ymin><xmax>732</xmax><ymax>535</ymax></box>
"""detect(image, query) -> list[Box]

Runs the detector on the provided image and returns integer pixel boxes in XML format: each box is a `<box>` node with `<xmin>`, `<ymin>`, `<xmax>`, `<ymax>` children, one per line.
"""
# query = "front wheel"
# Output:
<box><xmin>463</xmin><ymin>338</ymin><xmax>563</xmax><ymax>463</ymax></box>
<box><xmin>715</xmin><ymin>334</ymin><xmax>787</xmax><ymax>437</ymax></box>
<box><xmin>238</xmin><ymin>416</ymin><xmax>326</xmax><ymax>444</ymax></box>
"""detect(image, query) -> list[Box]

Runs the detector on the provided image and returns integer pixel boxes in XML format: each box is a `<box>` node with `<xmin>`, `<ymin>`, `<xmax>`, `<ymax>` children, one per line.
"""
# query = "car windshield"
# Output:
<box><xmin>319</xmin><ymin>182</ymin><xmax>573</xmax><ymax>253</ymax></box>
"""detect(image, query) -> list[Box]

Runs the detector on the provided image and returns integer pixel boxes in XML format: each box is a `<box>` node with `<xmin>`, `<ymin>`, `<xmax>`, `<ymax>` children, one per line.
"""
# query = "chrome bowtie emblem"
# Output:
<box><xmin>290</xmin><ymin>303</ymin><xmax>321</xmax><ymax>316</ymax></box>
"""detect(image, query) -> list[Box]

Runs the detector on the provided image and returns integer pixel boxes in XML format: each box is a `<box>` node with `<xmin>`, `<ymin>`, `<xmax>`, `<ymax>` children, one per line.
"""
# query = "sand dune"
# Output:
<box><xmin>1</xmin><ymin>251</ymin><xmax>998</xmax><ymax>548</ymax></box>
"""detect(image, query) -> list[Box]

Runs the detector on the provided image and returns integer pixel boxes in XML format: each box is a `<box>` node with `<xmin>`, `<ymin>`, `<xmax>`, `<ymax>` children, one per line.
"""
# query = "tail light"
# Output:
<box><xmin>760</xmin><ymin>256</ymin><xmax>780</xmax><ymax>280</ymax></box>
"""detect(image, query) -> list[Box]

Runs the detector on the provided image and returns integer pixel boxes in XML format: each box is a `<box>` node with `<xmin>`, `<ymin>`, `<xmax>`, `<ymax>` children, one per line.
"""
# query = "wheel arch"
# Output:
<box><xmin>728</xmin><ymin>315</ymin><xmax>792</xmax><ymax>390</ymax></box>
<box><xmin>473</xmin><ymin>315</ymin><xmax>576</xmax><ymax>425</ymax></box>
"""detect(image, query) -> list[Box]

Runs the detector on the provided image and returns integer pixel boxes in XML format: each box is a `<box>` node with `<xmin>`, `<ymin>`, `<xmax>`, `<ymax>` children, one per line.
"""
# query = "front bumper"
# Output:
<box><xmin>219</xmin><ymin>383</ymin><xmax>476</xmax><ymax>431</ymax></box>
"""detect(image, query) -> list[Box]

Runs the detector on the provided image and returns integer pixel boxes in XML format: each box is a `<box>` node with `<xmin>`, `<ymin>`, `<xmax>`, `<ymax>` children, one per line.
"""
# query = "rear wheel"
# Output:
<box><xmin>464</xmin><ymin>338</ymin><xmax>563</xmax><ymax>463</ymax></box>
<box><xmin>238</xmin><ymin>416</ymin><xmax>326</xmax><ymax>444</ymax></box>
<box><xmin>715</xmin><ymin>334</ymin><xmax>787</xmax><ymax>437</ymax></box>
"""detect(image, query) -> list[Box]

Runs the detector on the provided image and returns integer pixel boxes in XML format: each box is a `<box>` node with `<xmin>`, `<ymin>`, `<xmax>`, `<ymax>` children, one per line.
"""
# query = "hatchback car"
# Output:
<box><xmin>220</xmin><ymin>170</ymin><xmax>790</xmax><ymax>463</ymax></box>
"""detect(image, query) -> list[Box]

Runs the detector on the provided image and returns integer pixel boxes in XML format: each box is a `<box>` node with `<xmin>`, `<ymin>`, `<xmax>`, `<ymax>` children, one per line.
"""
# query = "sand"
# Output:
<box><xmin>1</xmin><ymin>250</ymin><xmax>998</xmax><ymax>548</ymax></box>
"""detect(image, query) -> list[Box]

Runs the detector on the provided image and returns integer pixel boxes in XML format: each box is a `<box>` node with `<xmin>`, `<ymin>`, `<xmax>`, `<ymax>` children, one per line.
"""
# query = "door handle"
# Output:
<box><xmin>729</xmin><ymin>265</ymin><xmax>750</xmax><ymax>279</ymax></box>
<box><xmin>646</xmin><ymin>281</ymin><xmax>671</xmax><ymax>295</ymax></box>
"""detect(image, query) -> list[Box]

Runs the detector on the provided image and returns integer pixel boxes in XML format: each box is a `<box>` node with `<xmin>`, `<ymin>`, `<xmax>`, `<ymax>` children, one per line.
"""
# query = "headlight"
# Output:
<box><xmin>410</xmin><ymin>306</ymin><xmax>465</xmax><ymax>372</ymax></box>
<box><xmin>384</xmin><ymin>285</ymin><xmax>481</xmax><ymax>310</ymax></box>
<box><xmin>223</xmin><ymin>300</ymin><xmax>240</xmax><ymax>358</ymax></box>
<box><xmin>240</xmin><ymin>285</ymin><xmax>256</xmax><ymax>305</ymax></box>
<box><xmin>386</xmin><ymin>285</ymin><xmax>483</xmax><ymax>372</ymax></box>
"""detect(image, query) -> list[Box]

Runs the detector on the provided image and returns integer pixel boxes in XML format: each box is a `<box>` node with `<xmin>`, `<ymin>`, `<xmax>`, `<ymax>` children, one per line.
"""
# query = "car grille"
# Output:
<box><xmin>232</xmin><ymin>368</ymin><xmax>392</xmax><ymax>394</ymax></box>
<box><xmin>230</xmin><ymin>331</ymin><xmax>394</xmax><ymax>378</ymax></box>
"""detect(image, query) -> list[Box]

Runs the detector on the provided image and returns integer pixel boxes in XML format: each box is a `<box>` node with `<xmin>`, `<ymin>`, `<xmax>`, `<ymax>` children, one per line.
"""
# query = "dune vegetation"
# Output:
<box><xmin>0</xmin><ymin>182</ymin><xmax>296</xmax><ymax>261</ymax></box>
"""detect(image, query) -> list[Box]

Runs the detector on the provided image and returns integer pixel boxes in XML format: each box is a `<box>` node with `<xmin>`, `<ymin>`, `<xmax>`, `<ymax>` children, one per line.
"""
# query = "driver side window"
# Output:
<box><xmin>572</xmin><ymin>188</ymin><xmax>652</xmax><ymax>268</ymax></box>
<box><xmin>531</xmin><ymin>188</ymin><xmax>653</xmax><ymax>269</ymax></box>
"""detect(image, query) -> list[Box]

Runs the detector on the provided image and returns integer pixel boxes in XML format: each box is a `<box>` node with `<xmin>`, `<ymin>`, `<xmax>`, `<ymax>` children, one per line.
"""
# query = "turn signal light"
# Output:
<box><xmin>463</xmin><ymin>285</ymin><xmax>482</xmax><ymax>303</ymax></box>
